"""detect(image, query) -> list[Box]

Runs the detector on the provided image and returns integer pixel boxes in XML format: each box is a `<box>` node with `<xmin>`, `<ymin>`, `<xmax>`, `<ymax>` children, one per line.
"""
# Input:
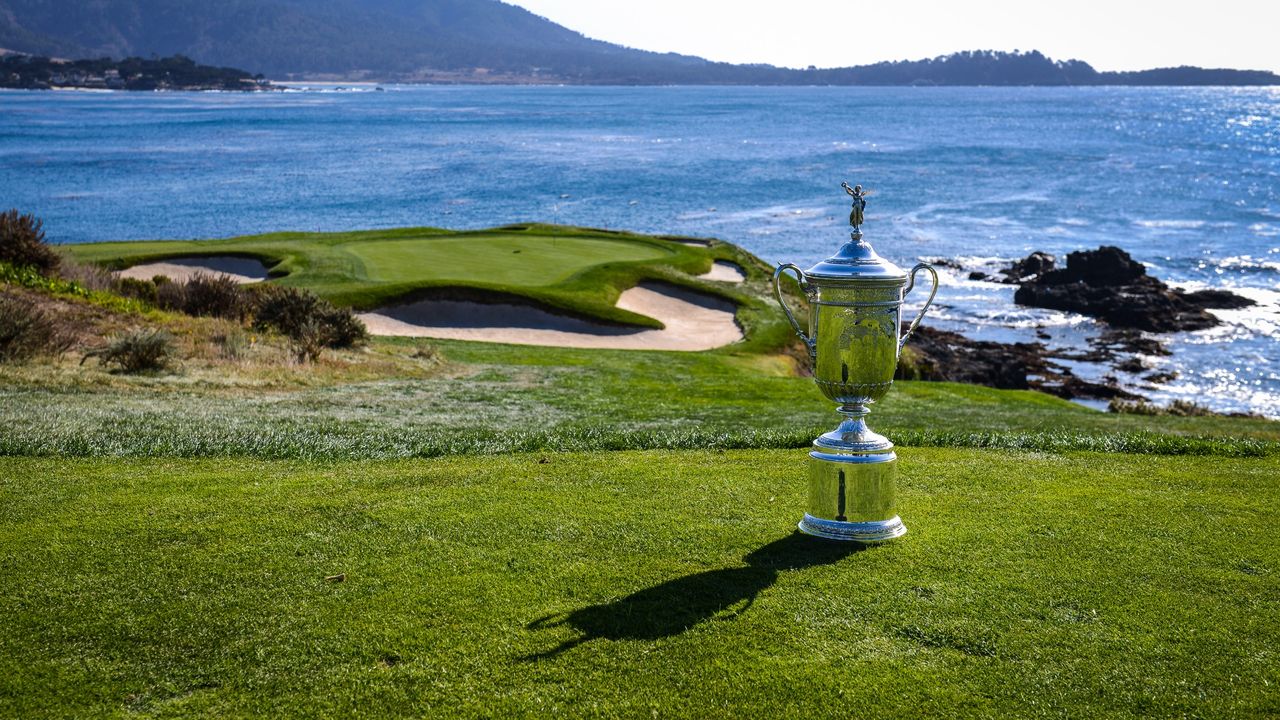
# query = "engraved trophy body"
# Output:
<box><xmin>773</xmin><ymin>184</ymin><xmax>938</xmax><ymax>542</ymax></box>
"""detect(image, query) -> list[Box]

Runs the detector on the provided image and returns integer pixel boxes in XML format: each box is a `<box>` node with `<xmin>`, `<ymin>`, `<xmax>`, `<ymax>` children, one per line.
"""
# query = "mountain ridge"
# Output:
<box><xmin>1</xmin><ymin>0</ymin><xmax>1276</xmax><ymax>86</ymax></box>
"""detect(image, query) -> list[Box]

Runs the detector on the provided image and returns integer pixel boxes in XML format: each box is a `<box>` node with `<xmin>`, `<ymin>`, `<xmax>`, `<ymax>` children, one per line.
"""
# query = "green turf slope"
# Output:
<box><xmin>2</xmin><ymin>450</ymin><xmax>1276</xmax><ymax>718</ymax></box>
<box><xmin>64</xmin><ymin>224</ymin><xmax>785</xmax><ymax>343</ymax></box>
<box><xmin>3</xmin><ymin>338</ymin><xmax>1276</xmax><ymax>460</ymax></box>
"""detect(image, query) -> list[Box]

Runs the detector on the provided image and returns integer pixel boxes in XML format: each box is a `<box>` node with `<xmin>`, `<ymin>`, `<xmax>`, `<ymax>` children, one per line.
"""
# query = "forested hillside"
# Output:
<box><xmin>1</xmin><ymin>0</ymin><xmax>1276</xmax><ymax>85</ymax></box>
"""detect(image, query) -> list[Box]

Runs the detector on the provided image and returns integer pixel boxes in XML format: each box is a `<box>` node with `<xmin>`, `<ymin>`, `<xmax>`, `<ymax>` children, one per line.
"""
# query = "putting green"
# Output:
<box><xmin>63</xmin><ymin>225</ymin><xmax>780</xmax><ymax>338</ymax></box>
<box><xmin>346</xmin><ymin>234</ymin><xmax>669</xmax><ymax>286</ymax></box>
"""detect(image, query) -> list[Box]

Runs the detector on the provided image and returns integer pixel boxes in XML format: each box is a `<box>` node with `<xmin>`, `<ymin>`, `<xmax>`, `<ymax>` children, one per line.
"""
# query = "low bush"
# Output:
<box><xmin>82</xmin><ymin>329</ymin><xmax>175</xmax><ymax>373</ymax></box>
<box><xmin>0</xmin><ymin>209</ymin><xmax>59</xmax><ymax>274</ymax></box>
<box><xmin>1167</xmin><ymin>399</ymin><xmax>1216</xmax><ymax>417</ymax></box>
<box><xmin>0</xmin><ymin>293</ymin><xmax>73</xmax><ymax>363</ymax></box>
<box><xmin>3</xmin><ymin>261</ymin><xmax>151</xmax><ymax>317</ymax></box>
<box><xmin>57</xmin><ymin>259</ymin><xmax>116</xmax><ymax>293</ymax></box>
<box><xmin>157</xmin><ymin>272</ymin><xmax>248</xmax><ymax>319</ymax></box>
<box><xmin>213</xmin><ymin>327</ymin><xmax>252</xmax><ymax>361</ymax></box>
<box><xmin>249</xmin><ymin>285</ymin><xmax>368</xmax><ymax>362</ymax></box>
<box><xmin>115</xmin><ymin>277</ymin><xmax>159</xmax><ymax>304</ymax></box>
<box><xmin>412</xmin><ymin>343</ymin><xmax>443</xmax><ymax>364</ymax></box>
<box><xmin>0</xmin><ymin>261</ymin><xmax>88</xmax><ymax>297</ymax></box>
<box><xmin>1109</xmin><ymin>398</ymin><xmax>1217</xmax><ymax>417</ymax></box>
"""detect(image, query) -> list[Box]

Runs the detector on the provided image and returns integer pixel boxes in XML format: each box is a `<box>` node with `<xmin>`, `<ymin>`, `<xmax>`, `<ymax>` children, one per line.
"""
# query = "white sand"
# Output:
<box><xmin>697</xmin><ymin>260</ymin><xmax>746</xmax><ymax>283</ymax></box>
<box><xmin>359</xmin><ymin>282</ymin><xmax>743</xmax><ymax>351</ymax></box>
<box><xmin>117</xmin><ymin>256</ymin><xmax>269</xmax><ymax>284</ymax></box>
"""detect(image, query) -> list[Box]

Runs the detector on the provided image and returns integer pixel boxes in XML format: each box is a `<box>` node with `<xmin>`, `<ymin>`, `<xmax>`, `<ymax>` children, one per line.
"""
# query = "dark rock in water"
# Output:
<box><xmin>1000</xmin><ymin>251</ymin><xmax>1056</xmax><ymax>282</ymax></box>
<box><xmin>1143</xmin><ymin>370</ymin><xmax>1180</xmax><ymax>384</ymax></box>
<box><xmin>897</xmin><ymin>326</ymin><xmax>1141</xmax><ymax>401</ymax></box>
<box><xmin>972</xmin><ymin>252</ymin><xmax>1055</xmax><ymax>284</ymax></box>
<box><xmin>926</xmin><ymin>257</ymin><xmax>964</xmax><ymax>270</ymax></box>
<box><xmin>1052</xmin><ymin>375</ymin><xmax>1139</xmax><ymax>401</ymax></box>
<box><xmin>1088</xmin><ymin>328</ymin><xmax>1171</xmax><ymax>359</ymax></box>
<box><xmin>1181</xmin><ymin>288</ymin><xmax>1256</xmax><ymax>310</ymax></box>
<box><xmin>1044</xmin><ymin>245</ymin><xmax>1144</xmax><ymax>286</ymax></box>
<box><xmin>1115</xmin><ymin>357</ymin><xmax>1149</xmax><ymax>374</ymax></box>
<box><xmin>1011</xmin><ymin>245</ymin><xmax>1254</xmax><ymax>332</ymax></box>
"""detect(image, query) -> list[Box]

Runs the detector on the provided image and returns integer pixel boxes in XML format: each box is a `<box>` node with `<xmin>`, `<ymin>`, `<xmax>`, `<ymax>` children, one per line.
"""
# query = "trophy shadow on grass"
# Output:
<box><xmin>523</xmin><ymin>532</ymin><xmax>865</xmax><ymax>660</ymax></box>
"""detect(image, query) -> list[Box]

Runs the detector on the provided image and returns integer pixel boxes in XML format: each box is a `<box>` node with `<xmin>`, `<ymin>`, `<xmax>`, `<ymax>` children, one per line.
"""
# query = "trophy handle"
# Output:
<box><xmin>899</xmin><ymin>263</ymin><xmax>939</xmax><ymax>351</ymax></box>
<box><xmin>773</xmin><ymin>263</ymin><xmax>815</xmax><ymax>355</ymax></box>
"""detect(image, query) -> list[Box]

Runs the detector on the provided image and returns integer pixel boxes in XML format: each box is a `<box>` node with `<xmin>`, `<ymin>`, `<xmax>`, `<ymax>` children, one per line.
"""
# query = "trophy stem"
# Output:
<box><xmin>836</xmin><ymin>401</ymin><xmax>872</xmax><ymax>434</ymax></box>
<box><xmin>815</xmin><ymin>401</ymin><xmax>892</xmax><ymax>454</ymax></box>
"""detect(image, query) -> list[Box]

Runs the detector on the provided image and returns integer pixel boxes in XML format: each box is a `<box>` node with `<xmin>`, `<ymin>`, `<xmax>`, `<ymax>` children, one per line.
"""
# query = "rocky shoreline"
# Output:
<box><xmin>909</xmin><ymin>246</ymin><xmax>1257</xmax><ymax>407</ymax></box>
<box><xmin>971</xmin><ymin>245</ymin><xmax>1254</xmax><ymax>332</ymax></box>
<box><xmin>896</xmin><ymin>326</ymin><xmax>1141</xmax><ymax>401</ymax></box>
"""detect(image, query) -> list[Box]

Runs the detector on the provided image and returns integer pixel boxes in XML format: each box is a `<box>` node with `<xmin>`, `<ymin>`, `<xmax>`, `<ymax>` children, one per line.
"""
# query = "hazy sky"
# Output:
<box><xmin>507</xmin><ymin>0</ymin><xmax>1280</xmax><ymax>73</ymax></box>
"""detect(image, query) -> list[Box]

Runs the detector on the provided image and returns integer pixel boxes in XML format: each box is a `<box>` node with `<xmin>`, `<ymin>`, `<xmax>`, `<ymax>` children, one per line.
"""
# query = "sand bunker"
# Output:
<box><xmin>698</xmin><ymin>261</ymin><xmax>746</xmax><ymax>283</ymax></box>
<box><xmin>117</xmin><ymin>256</ymin><xmax>269</xmax><ymax>284</ymax></box>
<box><xmin>359</xmin><ymin>282</ymin><xmax>742</xmax><ymax>351</ymax></box>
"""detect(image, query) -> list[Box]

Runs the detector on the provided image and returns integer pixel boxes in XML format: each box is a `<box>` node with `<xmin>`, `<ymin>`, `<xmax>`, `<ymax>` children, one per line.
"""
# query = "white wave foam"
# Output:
<box><xmin>1132</xmin><ymin>219</ymin><xmax>1207</xmax><ymax>230</ymax></box>
<box><xmin>1214</xmin><ymin>255</ymin><xmax>1280</xmax><ymax>272</ymax></box>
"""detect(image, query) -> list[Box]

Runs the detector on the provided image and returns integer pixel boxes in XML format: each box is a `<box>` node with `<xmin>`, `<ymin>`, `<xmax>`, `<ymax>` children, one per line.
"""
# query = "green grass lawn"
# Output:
<box><xmin>12</xmin><ymin>224</ymin><xmax>1276</xmax><ymax>716</ymax></box>
<box><xmin>63</xmin><ymin>225</ymin><xmax>784</xmax><ymax>340</ymax></box>
<box><xmin>3</xmin><ymin>449</ymin><xmax>1277</xmax><ymax>718</ymax></box>
<box><xmin>3</xmin><ymin>337</ymin><xmax>1277</xmax><ymax>460</ymax></box>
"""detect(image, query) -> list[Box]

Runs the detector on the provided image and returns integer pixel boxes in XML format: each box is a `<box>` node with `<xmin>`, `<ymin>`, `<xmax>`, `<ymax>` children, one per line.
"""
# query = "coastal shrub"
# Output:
<box><xmin>82</xmin><ymin>329</ymin><xmax>175</xmax><ymax>373</ymax></box>
<box><xmin>155</xmin><ymin>279</ymin><xmax>186</xmax><ymax>311</ymax></box>
<box><xmin>115</xmin><ymin>277</ymin><xmax>160</xmax><ymax>304</ymax></box>
<box><xmin>249</xmin><ymin>285</ymin><xmax>368</xmax><ymax>361</ymax></box>
<box><xmin>412</xmin><ymin>344</ymin><xmax>443</xmax><ymax>364</ymax></box>
<box><xmin>1166</xmin><ymin>400</ymin><xmax>1216</xmax><ymax>417</ymax></box>
<box><xmin>0</xmin><ymin>293</ymin><xmax>73</xmax><ymax>363</ymax></box>
<box><xmin>1109</xmin><ymin>399</ymin><xmax>1162</xmax><ymax>416</ymax></box>
<box><xmin>184</xmin><ymin>272</ymin><xmax>248</xmax><ymax>319</ymax></box>
<box><xmin>1109</xmin><ymin>398</ymin><xmax>1217</xmax><ymax>417</ymax></box>
<box><xmin>0</xmin><ymin>210</ymin><xmax>59</xmax><ymax>274</ymax></box>
<box><xmin>0</xmin><ymin>261</ymin><xmax>146</xmax><ymax>315</ymax></box>
<box><xmin>0</xmin><ymin>261</ymin><xmax>89</xmax><ymax>297</ymax></box>
<box><xmin>57</xmin><ymin>259</ymin><xmax>116</xmax><ymax>292</ymax></box>
<box><xmin>289</xmin><ymin>319</ymin><xmax>328</xmax><ymax>363</ymax></box>
<box><xmin>320</xmin><ymin>308</ymin><xmax>369</xmax><ymax>350</ymax></box>
<box><xmin>158</xmin><ymin>272</ymin><xmax>248</xmax><ymax>319</ymax></box>
<box><xmin>213</xmin><ymin>327</ymin><xmax>252</xmax><ymax>361</ymax></box>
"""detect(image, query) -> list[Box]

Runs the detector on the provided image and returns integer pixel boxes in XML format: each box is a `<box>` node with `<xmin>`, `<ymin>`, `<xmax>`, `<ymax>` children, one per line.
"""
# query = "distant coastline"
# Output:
<box><xmin>0</xmin><ymin>54</ymin><xmax>275</xmax><ymax>91</ymax></box>
<box><xmin>366</xmin><ymin>51</ymin><xmax>1280</xmax><ymax>87</ymax></box>
<box><xmin>3</xmin><ymin>48</ymin><xmax>1277</xmax><ymax>89</ymax></box>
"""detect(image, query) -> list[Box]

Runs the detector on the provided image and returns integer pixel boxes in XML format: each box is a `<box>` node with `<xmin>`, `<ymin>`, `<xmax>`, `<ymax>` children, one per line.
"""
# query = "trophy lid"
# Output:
<box><xmin>805</xmin><ymin>183</ymin><xmax>907</xmax><ymax>283</ymax></box>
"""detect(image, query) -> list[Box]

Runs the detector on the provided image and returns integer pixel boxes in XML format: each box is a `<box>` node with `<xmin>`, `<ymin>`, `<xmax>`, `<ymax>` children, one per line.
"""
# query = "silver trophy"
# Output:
<box><xmin>773</xmin><ymin>183</ymin><xmax>938</xmax><ymax>542</ymax></box>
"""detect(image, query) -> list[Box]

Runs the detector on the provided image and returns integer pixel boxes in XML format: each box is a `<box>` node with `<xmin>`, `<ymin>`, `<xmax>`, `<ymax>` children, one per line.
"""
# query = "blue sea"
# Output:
<box><xmin>2</xmin><ymin>85</ymin><xmax>1278</xmax><ymax>417</ymax></box>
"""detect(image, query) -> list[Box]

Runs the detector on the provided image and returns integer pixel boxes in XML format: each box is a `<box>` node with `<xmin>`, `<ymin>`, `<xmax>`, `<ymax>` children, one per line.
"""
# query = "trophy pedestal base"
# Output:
<box><xmin>800</xmin><ymin>448</ymin><xmax>905</xmax><ymax>543</ymax></box>
<box><xmin>798</xmin><ymin>514</ymin><xmax>906</xmax><ymax>543</ymax></box>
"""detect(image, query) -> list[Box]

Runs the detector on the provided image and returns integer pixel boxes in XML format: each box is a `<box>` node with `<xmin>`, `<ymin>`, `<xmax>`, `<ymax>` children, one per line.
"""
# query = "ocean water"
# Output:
<box><xmin>2</xmin><ymin>85</ymin><xmax>1278</xmax><ymax>417</ymax></box>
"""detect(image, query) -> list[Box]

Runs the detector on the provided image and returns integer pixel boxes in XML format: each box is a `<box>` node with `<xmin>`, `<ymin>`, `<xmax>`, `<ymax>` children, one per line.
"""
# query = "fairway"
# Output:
<box><xmin>2</xmin><ymin>449</ymin><xmax>1276</xmax><ymax>718</ymax></box>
